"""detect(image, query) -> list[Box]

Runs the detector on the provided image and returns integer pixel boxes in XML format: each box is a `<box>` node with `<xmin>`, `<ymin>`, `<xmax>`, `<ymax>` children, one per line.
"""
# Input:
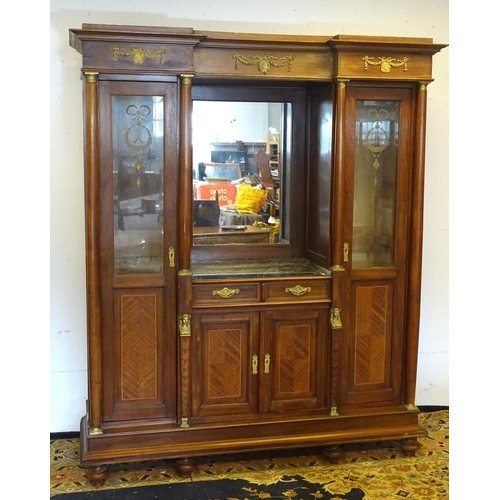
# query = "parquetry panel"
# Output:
<box><xmin>354</xmin><ymin>285</ymin><xmax>388</xmax><ymax>386</ymax></box>
<box><xmin>206</xmin><ymin>328</ymin><xmax>243</xmax><ymax>400</ymax></box>
<box><xmin>120</xmin><ymin>294</ymin><xmax>158</xmax><ymax>400</ymax></box>
<box><xmin>276</xmin><ymin>324</ymin><xmax>312</xmax><ymax>396</ymax></box>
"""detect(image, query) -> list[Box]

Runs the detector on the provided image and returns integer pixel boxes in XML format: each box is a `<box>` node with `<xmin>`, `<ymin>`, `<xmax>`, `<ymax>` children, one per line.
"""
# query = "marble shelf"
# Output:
<box><xmin>191</xmin><ymin>257</ymin><xmax>331</xmax><ymax>280</ymax></box>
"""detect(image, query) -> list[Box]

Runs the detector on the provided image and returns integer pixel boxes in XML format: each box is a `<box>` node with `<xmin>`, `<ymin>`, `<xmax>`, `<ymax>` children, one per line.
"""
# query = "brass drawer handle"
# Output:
<box><xmin>285</xmin><ymin>285</ymin><xmax>311</xmax><ymax>296</ymax></box>
<box><xmin>212</xmin><ymin>287</ymin><xmax>240</xmax><ymax>299</ymax></box>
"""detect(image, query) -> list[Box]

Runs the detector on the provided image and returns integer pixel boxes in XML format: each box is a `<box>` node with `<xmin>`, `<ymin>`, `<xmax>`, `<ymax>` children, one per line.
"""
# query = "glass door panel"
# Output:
<box><xmin>352</xmin><ymin>101</ymin><xmax>399</xmax><ymax>269</ymax></box>
<box><xmin>112</xmin><ymin>96</ymin><xmax>164</xmax><ymax>274</ymax></box>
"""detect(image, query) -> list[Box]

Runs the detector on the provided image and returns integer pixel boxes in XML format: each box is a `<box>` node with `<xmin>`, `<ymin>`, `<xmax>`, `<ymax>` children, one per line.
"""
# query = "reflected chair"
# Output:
<box><xmin>254</xmin><ymin>149</ymin><xmax>279</xmax><ymax>218</ymax></box>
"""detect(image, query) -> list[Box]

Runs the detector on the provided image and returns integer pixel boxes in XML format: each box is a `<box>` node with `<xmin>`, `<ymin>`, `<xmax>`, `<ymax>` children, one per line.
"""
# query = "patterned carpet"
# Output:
<box><xmin>50</xmin><ymin>410</ymin><xmax>448</xmax><ymax>499</ymax></box>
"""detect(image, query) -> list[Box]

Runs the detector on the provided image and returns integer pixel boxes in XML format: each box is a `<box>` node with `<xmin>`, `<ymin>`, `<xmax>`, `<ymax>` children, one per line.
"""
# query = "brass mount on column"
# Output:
<box><xmin>404</xmin><ymin>403</ymin><xmax>419</xmax><ymax>411</ymax></box>
<box><xmin>419</xmin><ymin>81</ymin><xmax>430</xmax><ymax>92</ymax></box>
<box><xmin>179</xmin><ymin>314</ymin><xmax>191</xmax><ymax>337</ymax></box>
<box><xmin>336</xmin><ymin>78</ymin><xmax>349</xmax><ymax>89</ymax></box>
<box><xmin>181</xmin><ymin>74</ymin><xmax>194</xmax><ymax>85</ymax></box>
<box><xmin>330</xmin><ymin>308</ymin><xmax>342</xmax><ymax>329</ymax></box>
<box><xmin>330</xmin><ymin>406</ymin><xmax>339</xmax><ymax>417</ymax></box>
<box><xmin>84</xmin><ymin>71</ymin><xmax>99</xmax><ymax>83</ymax></box>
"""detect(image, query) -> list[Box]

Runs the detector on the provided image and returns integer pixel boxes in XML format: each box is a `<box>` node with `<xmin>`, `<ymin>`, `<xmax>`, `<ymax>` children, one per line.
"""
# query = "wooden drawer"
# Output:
<box><xmin>264</xmin><ymin>279</ymin><xmax>330</xmax><ymax>304</ymax></box>
<box><xmin>193</xmin><ymin>282</ymin><xmax>261</xmax><ymax>308</ymax></box>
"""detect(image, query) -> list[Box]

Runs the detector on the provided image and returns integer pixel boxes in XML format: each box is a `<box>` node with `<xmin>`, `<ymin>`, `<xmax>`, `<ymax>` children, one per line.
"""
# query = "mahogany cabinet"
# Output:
<box><xmin>69</xmin><ymin>24</ymin><xmax>447</xmax><ymax>485</ymax></box>
<box><xmin>190</xmin><ymin>275</ymin><xmax>331</xmax><ymax>422</ymax></box>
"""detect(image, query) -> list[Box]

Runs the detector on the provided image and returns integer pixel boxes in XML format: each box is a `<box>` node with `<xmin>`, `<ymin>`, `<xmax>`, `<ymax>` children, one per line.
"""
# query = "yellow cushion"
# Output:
<box><xmin>235</xmin><ymin>184</ymin><xmax>268</xmax><ymax>214</ymax></box>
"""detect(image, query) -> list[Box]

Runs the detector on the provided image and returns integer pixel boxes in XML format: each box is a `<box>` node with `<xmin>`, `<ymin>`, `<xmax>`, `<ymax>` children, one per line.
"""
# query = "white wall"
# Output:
<box><xmin>49</xmin><ymin>0</ymin><xmax>449</xmax><ymax>432</ymax></box>
<box><xmin>192</xmin><ymin>101</ymin><xmax>272</xmax><ymax>169</ymax></box>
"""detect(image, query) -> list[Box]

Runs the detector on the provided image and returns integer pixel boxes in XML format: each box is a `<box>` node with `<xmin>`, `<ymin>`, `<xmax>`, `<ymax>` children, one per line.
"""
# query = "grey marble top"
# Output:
<box><xmin>191</xmin><ymin>258</ymin><xmax>331</xmax><ymax>280</ymax></box>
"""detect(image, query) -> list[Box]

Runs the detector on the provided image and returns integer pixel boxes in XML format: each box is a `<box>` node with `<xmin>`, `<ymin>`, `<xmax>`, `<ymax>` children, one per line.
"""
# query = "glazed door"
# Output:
<box><xmin>98</xmin><ymin>79</ymin><xmax>179</xmax><ymax>422</ymax></box>
<box><xmin>338</xmin><ymin>84</ymin><xmax>414</xmax><ymax>407</ymax></box>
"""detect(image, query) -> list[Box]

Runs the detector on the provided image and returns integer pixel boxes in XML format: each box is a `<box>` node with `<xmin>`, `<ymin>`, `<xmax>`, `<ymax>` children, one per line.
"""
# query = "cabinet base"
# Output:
<box><xmin>80</xmin><ymin>410</ymin><xmax>426</xmax><ymax>485</ymax></box>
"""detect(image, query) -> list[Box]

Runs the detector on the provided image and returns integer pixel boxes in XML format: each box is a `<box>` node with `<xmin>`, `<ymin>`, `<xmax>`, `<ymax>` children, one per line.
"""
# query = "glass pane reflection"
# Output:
<box><xmin>113</xmin><ymin>96</ymin><xmax>164</xmax><ymax>274</ymax></box>
<box><xmin>192</xmin><ymin>101</ymin><xmax>285</xmax><ymax>245</ymax></box>
<box><xmin>352</xmin><ymin>101</ymin><xmax>399</xmax><ymax>268</ymax></box>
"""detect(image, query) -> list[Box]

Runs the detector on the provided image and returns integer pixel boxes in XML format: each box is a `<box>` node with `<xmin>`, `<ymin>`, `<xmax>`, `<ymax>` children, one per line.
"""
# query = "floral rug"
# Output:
<box><xmin>50</xmin><ymin>410</ymin><xmax>448</xmax><ymax>499</ymax></box>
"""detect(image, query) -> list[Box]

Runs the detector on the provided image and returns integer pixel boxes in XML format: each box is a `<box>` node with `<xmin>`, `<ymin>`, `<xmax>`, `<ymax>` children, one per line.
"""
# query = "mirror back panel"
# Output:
<box><xmin>190</xmin><ymin>85</ymin><xmax>307</xmax><ymax>262</ymax></box>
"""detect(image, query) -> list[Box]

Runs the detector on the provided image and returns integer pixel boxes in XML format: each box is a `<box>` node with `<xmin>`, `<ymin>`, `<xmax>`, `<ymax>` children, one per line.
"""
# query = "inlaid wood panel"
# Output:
<box><xmin>192</xmin><ymin>312</ymin><xmax>259</xmax><ymax>418</ymax></box>
<box><xmin>353</xmin><ymin>285</ymin><xmax>389</xmax><ymax>387</ymax></box>
<box><xmin>207</xmin><ymin>327</ymin><xmax>245</xmax><ymax>399</ymax></box>
<box><xmin>342</xmin><ymin>281</ymin><xmax>401</xmax><ymax>406</ymax></box>
<box><xmin>262</xmin><ymin>308</ymin><xmax>328</xmax><ymax>413</ymax></box>
<box><xmin>276</xmin><ymin>323</ymin><xmax>313</xmax><ymax>394</ymax></box>
<box><xmin>120</xmin><ymin>293</ymin><xmax>159</xmax><ymax>400</ymax></box>
<box><xmin>112</xmin><ymin>289</ymin><xmax>167</xmax><ymax>420</ymax></box>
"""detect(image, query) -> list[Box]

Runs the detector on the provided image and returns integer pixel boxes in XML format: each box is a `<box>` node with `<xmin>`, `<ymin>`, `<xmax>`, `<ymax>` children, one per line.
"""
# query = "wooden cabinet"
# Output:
<box><xmin>69</xmin><ymin>24</ymin><xmax>447</xmax><ymax>486</ymax></box>
<box><xmin>190</xmin><ymin>278</ymin><xmax>330</xmax><ymax>422</ymax></box>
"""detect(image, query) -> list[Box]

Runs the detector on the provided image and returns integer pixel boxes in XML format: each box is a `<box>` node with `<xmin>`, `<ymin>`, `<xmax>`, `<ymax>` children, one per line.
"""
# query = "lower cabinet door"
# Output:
<box><xmin>191</xmin><ymin>306</ymin><xmax>329</xmax><ymax>421</ymax></box>
<box><xmin>191</xmin><ymin>311</ymin><xmax>260</xmax><ymax>419</ymax></box>
<box><xmin>260</xmin><ymin>307</ymin><xmax>329</xmax><ymax>413</ymax></box>
<box><xmin>340</xmin><ymin>277</ymin><xmax>404</xmax><ymax>407</ymax></box>
<box><xmin>104</xmin><ymin>287</ymin><xmax>177</xmax><ymax>422</ymax></box>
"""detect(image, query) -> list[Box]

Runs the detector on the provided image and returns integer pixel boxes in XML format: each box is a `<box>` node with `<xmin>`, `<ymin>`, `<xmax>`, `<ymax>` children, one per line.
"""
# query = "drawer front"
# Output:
<box><xmin>264</xmin><ymin>279</ymin><xmax>330</xmax><ymax>303</ymax></box>
<box><xmin>193</xmin><ymin>282</ymin><xmax>260</xmax><ymax>307</ymax></box>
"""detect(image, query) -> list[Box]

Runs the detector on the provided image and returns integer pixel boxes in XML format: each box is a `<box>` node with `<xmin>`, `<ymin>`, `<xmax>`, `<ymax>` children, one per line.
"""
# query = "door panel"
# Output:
<box><xmin>111</xmin><ymin>289</ymin><xmax>170</xmax><ymax>420</ymax></box>
<box><xmin>120</xmin><ymin>292</ymin><xmax>161</xmax><ymax>401</ymax></box>
<box><xmin>339</xmin><ymin>85</ymin><xmax>413</xmax><ymax>408</ymax></box>
<box><xmin>353</xmin><ymin>284</ymin><xmax>391</xmax><ymax>387</ymax></box>
<box><xmin>347</xmin><ymin>281</ymin><xmax>399</xmax><ymax>404</ymax></box>
<box><xmin>191</xmin><ymin>311</ymin><xmax>260</xmax><ymax>418</ymax></box>
<box><xmin>99</xmin><ymin>80</ymin><xmax>178</xmax><ymax>422</ymax></box>
<box><xmin>261</xmin><ymin>307</ymin><xmax>328</xmax><ymax>413</ymax></box>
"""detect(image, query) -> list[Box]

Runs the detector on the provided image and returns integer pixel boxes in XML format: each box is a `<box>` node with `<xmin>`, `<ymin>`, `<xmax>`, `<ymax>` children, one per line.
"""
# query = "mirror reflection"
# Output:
<box><xmin>192</xmin><ymin>101</ymin><xmax>286</xmax><ymax>245</ymax></box>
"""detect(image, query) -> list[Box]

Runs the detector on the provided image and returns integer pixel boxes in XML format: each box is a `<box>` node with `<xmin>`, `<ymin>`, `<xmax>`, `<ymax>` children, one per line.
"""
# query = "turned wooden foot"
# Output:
<box><xmin>86</xmin><ymin>465</ymin><xmax>109</xmax><ymax>487</ymax></box>
<box><xmin>400</xmin><ymin>437</ymin><xmax>421</xmax><ymax>457</ymax></box>
<box><xmin>323</xmin><ymin>445</ymin><xmax>344</xmax><ymax>464</ymax></box>
<box><xmin>174</xmin><ymin>457</ymin><xmax>196</xmax><ymax>478</ymax></box>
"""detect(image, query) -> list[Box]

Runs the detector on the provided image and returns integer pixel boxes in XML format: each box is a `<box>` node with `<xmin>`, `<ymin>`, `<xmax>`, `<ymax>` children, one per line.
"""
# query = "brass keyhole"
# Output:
<box><xmin>343</xmin><ymin>242</ymin><xmax>349</xmax><ymax>263</ymax></box>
